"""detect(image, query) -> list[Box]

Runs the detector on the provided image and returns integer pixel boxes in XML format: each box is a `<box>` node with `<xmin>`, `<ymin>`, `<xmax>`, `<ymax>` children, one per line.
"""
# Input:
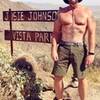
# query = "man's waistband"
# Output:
<box><xmin>59</xmin><ymin>40</ymin><xmax>84</xmax><ymax>46</ymax></box>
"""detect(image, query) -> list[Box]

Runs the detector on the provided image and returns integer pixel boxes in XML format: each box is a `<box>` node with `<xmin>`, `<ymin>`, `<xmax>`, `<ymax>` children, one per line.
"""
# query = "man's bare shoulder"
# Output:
<box><xmin>82</xmin><ymin>6</ymin><xmax>93</xmax><ymax>16</ymax></box>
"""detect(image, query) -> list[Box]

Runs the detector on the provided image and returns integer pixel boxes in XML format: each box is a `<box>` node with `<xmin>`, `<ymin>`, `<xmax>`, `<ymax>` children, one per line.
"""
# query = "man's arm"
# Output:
<box><xmin>51</xmin><ymin>11</ymin><xmax>62</xmax><ymax>61</ymax></box>
<box><xmin>86</xmin><ymin>9</ymin><xmax>96</xmax><ymax>65</ymax></box>
<box><xmin>87</xmin><ymin>10</ymin><xmax>96</xmax><ymax>53</ymax></box>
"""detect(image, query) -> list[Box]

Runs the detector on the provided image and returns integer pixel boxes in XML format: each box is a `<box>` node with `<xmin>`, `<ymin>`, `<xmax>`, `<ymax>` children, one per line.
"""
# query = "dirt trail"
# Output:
<box><xmin>63</xmin><ymin>83</ymin><xmax>100</xmax><ymax>100</ymax></box>
<box><xmin>41</xmin><ymin>82</ymin><xmax>100</xmax><ymax>100</ymax></box>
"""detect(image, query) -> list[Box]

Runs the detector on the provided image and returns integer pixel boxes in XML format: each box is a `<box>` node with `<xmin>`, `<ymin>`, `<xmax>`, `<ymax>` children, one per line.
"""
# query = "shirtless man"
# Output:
<box><xmin>51</xmin><ymin>0</ymin><xmax>96</xmax><ymax>100</ymax></box>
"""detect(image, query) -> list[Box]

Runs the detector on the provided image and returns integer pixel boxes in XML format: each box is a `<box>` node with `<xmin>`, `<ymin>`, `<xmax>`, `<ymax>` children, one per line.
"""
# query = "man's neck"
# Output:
<box><xmin>70</xmin><ymin>3</ymin><xmax>79</xmax><ymax>9</ymax></box>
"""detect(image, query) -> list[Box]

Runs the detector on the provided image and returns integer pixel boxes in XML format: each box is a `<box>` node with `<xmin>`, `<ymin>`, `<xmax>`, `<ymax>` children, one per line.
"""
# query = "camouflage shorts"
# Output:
<box><xmin>52</xmin><ymin>41</ymin><xmax>87</xmax><ymax>79</ymax></box>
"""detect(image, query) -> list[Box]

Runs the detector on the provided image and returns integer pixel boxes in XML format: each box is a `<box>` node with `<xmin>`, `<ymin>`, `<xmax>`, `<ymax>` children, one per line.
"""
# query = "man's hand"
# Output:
<box><xmin>85</xmin><ymin>55</ymin><xmax>95</xmax><ymax>66</ymax></box>
<box><xmin>51</xmin><ymin>50</ymin><xmax>59</xmax><ymax>61</ymax></box>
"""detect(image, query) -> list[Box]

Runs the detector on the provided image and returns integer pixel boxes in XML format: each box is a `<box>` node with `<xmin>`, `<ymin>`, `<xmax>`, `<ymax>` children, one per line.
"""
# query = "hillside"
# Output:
<box><xmin>0</xmin><ymin>0</ymin><xmax>100</xmax><ymax>100</ymax></box>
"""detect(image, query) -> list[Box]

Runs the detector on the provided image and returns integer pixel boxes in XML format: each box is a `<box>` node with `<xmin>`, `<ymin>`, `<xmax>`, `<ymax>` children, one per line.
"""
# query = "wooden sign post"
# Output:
<box><xmin>9</xmin><ymin>9</ymin><xmax>13</xmax><ymax>56</ymax></box>
<box><xmin>3</xmin><ymin>9</ymin><xmax>58</xmax><ymax>56</ymax></box>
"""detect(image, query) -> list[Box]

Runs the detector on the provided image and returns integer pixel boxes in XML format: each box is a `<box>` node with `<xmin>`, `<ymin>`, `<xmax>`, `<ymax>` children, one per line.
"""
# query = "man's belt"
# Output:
<box><xmin>59</xmin><ymin>40</ymin><xmax>83</xmax><ymax>46</ymax></box>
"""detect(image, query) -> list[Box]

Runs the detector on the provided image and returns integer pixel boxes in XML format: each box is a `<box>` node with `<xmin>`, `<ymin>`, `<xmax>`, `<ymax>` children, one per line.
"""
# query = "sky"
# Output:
<box><xmin>10</xmin><ymin>0</ymin><xmax>100</xmax><ymax>5</ymax></box>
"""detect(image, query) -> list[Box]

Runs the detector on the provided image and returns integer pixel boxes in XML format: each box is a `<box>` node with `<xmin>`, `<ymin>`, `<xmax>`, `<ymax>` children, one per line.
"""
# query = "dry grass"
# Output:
<box><xmin>87</xmin><ymin>67</ymin><xmax>100</xmax><ymax>84</ymax></box>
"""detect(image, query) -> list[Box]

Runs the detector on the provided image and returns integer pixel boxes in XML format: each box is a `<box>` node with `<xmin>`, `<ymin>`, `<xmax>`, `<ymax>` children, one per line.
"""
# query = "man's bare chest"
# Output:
<box><xmin>60</xmin><ymin>10</ymin><xmax>87</xmax><ymax>26</ymax></box>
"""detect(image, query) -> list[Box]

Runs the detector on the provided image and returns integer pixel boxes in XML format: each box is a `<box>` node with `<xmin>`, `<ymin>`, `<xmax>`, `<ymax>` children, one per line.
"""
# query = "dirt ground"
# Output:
<box><xmin>41</xmin><ymin>82</ymin><xmax>100</xmax><ymax>100</ymax></box>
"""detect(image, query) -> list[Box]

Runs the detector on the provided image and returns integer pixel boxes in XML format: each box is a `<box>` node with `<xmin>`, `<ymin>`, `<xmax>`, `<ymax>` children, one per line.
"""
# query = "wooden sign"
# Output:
<box><xmin>3</xmin><ymin>9</ymin><xmax>57</xmax><ymax>56</ymax></box>
<box><xmin>5</xmin><ymin>30</ymin><xmax>52</xmax><ymax>43</ymax></box>
<box><xmin>3</xmin><ymin>10</ymin><xmax>58</xmax><ymax>22</ymax></box>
